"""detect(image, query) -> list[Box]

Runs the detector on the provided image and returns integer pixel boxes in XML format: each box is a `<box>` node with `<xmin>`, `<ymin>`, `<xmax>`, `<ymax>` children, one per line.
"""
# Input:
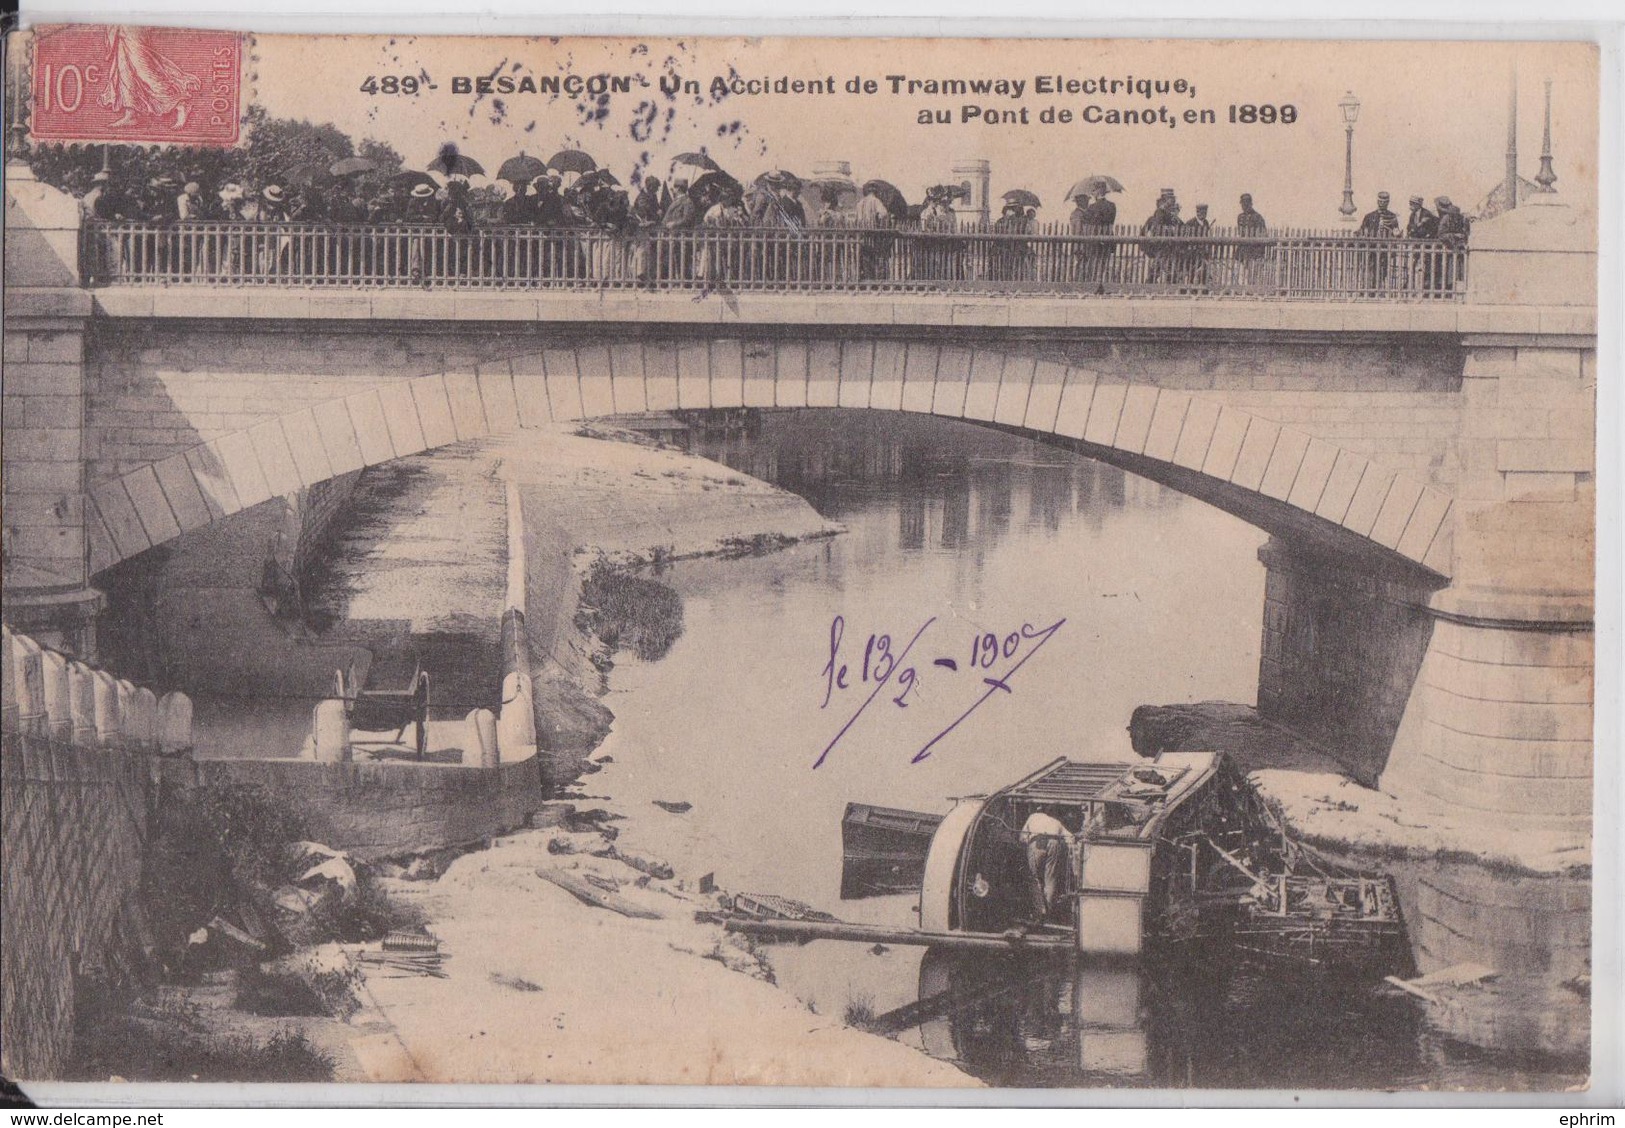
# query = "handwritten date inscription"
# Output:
<box><xmin>815</xmin><ymin>614</ymin><xmax>1066</xmax><ymax>769</ymax></box>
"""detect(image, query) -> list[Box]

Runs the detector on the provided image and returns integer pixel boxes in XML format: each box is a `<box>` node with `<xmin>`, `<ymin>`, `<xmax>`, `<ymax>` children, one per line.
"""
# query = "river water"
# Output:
<box><xmin>583</xmin><ymin>410</ymin><xmax>1589</xmax><ymax>1092</ymax></box>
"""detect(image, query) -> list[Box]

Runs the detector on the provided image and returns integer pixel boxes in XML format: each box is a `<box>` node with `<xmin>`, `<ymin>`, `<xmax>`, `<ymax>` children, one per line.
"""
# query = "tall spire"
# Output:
<box><xmin>1504</xmin><ymin>64</ymin><xmax>1519</xmax><ymax>211</ymax></box>
<box><xmin>1535</xmin><ymin>77</ymin><xmax>1558</xmax><ymax>192</ymax></box>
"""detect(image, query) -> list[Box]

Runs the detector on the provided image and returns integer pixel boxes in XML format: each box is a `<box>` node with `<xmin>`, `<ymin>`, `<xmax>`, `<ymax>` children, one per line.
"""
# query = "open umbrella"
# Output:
<box><xmin>427</xmin><ymin>143</ymin><xmax>484</xmax><ymax>179</ymax></box>
<box><xmin>547</xmin><ymin>149</ymin><xmax>597</xmax><ymax>175</ymax></box>
<box><xmin>283</xmin><ymin>162</ymin><xmax>327</xmax><ymax>187</ymax></box>
<box><xmin>577</xmin><ymin>168</ymin><xmax>621</xmax><ymax>188</ymax></box>
<box><xmin>861</xmin><ymin>178</ymin><xmax>908</xmax><ymax>219</ymax></box>
<box><xmin>672</xmin><ymin>152</ymin><xmax>721</xmax><ymax>173</ymax></box>
<box><xmin>1001</xmin><ymin>188</ymin><xmax>1042</xmax><ymax>209</ymax></box>
<box><xmin>1066</xmin><ymin>175</ymin><xmax>1124</xmax><ymax>201</ymax></box>
<box><xmin>690</xmin><ymin>169</ymin><xmax>742</xmax><ymax>206</ymax></box>
<box><xmin>496</xmin><ymin>152</ymin><xmax>550</xmax><ymax>184</ymax></box>
<box><xmin>329</xmin><ymin>156</ymin><xmax>379</xmax><ymax>178</ymax></box>
<box><xmin>389</xmin><ymin>169</ymin><xmax>439</xmax><ymax>192</ymax></box>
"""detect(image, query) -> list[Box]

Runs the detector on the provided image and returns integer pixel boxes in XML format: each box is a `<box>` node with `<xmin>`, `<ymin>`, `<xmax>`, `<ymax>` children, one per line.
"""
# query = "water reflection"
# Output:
<box><xmin>693</xmin><ymin>410</ymin><xmax>1155</xmax><ymax>554</ymax></box>
<box><xmin>897</xmin><ymin>941</ymin><xmax>1593</xmax><ymax>1091</ymax></box>
<box><xmin>625</xmin><ymin>409</ymin><xmax>1588</xmax><ymax>1090</ymax></box>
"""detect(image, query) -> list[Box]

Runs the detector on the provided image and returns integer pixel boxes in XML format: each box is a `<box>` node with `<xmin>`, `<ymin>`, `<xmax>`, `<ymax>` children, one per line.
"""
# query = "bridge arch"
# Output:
<box><xmin>84</xmin><ymin>337</ymin><xmax>1455</xmax><ymax>580</ymax></box>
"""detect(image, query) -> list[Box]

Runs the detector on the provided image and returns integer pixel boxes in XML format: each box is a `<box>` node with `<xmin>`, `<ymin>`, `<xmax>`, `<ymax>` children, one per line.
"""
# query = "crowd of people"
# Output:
<box><xmin>77</xmin><ymin>154</ymin><xmax>1468</xmax><ymax>295</ymax></box>
<box><xmin>1354</xmin><ymin>190</ymin><xmax>1472</xmax><ymax>292</ymax></box>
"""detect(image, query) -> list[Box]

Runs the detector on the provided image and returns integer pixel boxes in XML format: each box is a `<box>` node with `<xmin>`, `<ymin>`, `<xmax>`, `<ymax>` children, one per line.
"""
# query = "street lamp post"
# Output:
<box><xmin>1338</xmin><ymin>91</ymin><xmax>1361</xmax><ymax>223</ymax></box>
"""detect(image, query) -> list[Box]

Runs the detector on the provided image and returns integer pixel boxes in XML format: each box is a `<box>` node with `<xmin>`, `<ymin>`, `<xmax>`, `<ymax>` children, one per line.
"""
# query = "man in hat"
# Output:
<box><xmin>531</xmin><ymin>174</ymin><xmax>567</xmax><ymax>228</ymax></box>
<box><xmin>1358</xmin><ymin>190</ymin><xmax>1400</xmax><ymax>238</ymax></box>
<box><xmin>260</xmin><ymin>183</ymin><xmax>290</xmax><ymax>221</ymax></box>
<box><xmin>920</xmin><ymin>185</ymin><xmax>956</xmax><ymax>232</ymax></box>
<box><xmin>912</xmin><ymin>185</ymin><xmax>960</xmax><ymax>282</ymax></box>
<box><xmin>990</xmin><ymin>199</ymin><xmax>1033</xmax><ymax>283</ymax></box>
<box><xmin>1435</xmin><ymin>196</ymin><xmax>1468</xmax><ymax>245</ymax></box>
<box><xmin>79</xmin><ymin>171</ymin><xmax>116</xmax><ymax>283</ymax></box>
<box><xmin>856</xmin><ymin>181</ymin><xmax>893</xmax><ymax>281</ymax></box>
<box><xmin>1234</xmin><ymin>193</ymin><xmax>1268</xmax><ymax>285</ymax></box>
<box><xmin>769</xmin><ymin>178</ymin><xmax>806</xmax><ymax>229</ymax></box>
<box><xmin>81</xmin><ymin>169</ymin><xmax>112</xmax><ymax>220</ymax></box>
<box><xmin>1070</xmin><ymin>187</ymin><xmax>1117</xmax><ymax>289</ymax></box>
<box><xmin>1405</xmin><ymin>194</ymin><xmax>1439</xmax><ymax>240</ymax></box>
<box><xmin>1067</xmin><ymin>190</ymin><xmax>1097</xmax><ymax>285</ymax></box>
<box><xmin>1357</xmin><ymin>191</ymin><xmax>1400</xmax><ymax>294</ymax></box>
<box><xmin>696</xmin><ymin>182</ymin><xmax>748</xmax><ymax>296</ymax></box>
<box><xmin>661</xmin><ymin>178</ymin><xmax>698</xmax><ymax>229</ymax></box>
<box><xmin>1181</xmin><ymin>203</ymin><xmax>1213</xmax><ymax>289</ymax></box>
<box><xmin>1405</xmin><ymin>194</ymin><xmax>1441</xmax><ymax>294</ymax></box>
<box><xmin>500</xmin><ymin>179</ymin><xmax>537</xmax><ymax>226</ymax></box>
<box><xmin>1142</xmin><ymin>189</ymin><xmax>1182</xmax><ymax>283</ymax></box>
<box><xmin>254</xmin><ymin>185</ymin><xmax>291</xmax><ymax>277</ymax></box>
<box><xmin>631</xmin><ymin>174</ymin><xmax>666</xmax><ymax>226</ymax></box>
<box><xmin>654</xmin><ymin>178</ymin><xmax>698</xmax><ymax>283</ymax></box>
<box><xmin>172</xmin><ymin>180</ymin><xmax>206</xmax><ymax>276</ymax></box>
<box><xmin>403</xmin><ymin>181</ymin><xmax>439</xmax><ymax>222</ymax></box>
<box><xmin>1435</xmin><ymin>196</ymin><xmax>1470</xmax><ymax>292</ymax></box>
<box><xmin>398</xmin><ymin>182</ymin><xmax>439</xmax><ymax>283</ymax></box>
<box><xmin>142</xmin><ymin>174</ymin><xmax>179</xmax><ymax>223</ymax></box>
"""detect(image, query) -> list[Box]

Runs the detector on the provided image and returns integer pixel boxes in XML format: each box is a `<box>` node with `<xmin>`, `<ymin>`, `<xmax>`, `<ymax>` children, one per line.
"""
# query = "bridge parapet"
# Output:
<box><xmin>82</xmin><ymin>217</ymin><xmax>1471</xmax><ymax>304</ymax></box>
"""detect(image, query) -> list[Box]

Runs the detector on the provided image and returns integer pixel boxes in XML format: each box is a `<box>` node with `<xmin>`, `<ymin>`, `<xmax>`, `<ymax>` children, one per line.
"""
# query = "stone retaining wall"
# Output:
<box><xmin>0</xmin><ymin>732</ymin><xmax>153</xmax><ymax>1080</ymax></box>
<box><xmin>160</xmin><ymin>753</ymin><xmax>549</xmax><ymax>862</ymax></box>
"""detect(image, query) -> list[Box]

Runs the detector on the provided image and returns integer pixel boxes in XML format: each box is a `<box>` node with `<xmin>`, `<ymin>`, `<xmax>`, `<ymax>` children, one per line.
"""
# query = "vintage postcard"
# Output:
<box><xmin>0</xmin><ymin>25</ymin><xmax>1604</xmax><ymax>1098</ymax></box>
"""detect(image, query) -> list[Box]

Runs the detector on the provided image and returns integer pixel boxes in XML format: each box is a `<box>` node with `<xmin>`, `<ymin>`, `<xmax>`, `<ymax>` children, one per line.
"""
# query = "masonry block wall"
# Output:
<box><xmin>82</xmin><ymin>323</ymin><xmax>544</xmax><ymax>486</ymax></box>
<box><xmin>0</xmin><ymin>733</ymin><xmax>152</xmax><ymax>1079</ymax></box>
<box><xmin>1375</xmin><ymin>331</ymin><xmax>1594</xmax><ymax>837</ymax></box>
<box><xmin>1393</xmin><ymin>860</ymin><xmax>1590</xmax><ymax>1059</ymax></box>
<box><xmin>1256</xmin><ymin>540</ymin><xmax>1438</xmax><ymax>786</ymax></box>
<box><xmin>3</xmin><ymin>319</ymin><xmax>87</xmax><ymax>577</ymax></box>
<box><xmin>2</xmin><ymin>298</ymin><xmax>102</xmax><ymax>653</ymax></box>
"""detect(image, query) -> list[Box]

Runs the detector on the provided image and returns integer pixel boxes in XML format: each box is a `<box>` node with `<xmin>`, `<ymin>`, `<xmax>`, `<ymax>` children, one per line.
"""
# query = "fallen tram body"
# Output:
<box><xmin>728</xmin><ymin>752</ymin><xmax>1406</xmax><ymax>975</ymax></box>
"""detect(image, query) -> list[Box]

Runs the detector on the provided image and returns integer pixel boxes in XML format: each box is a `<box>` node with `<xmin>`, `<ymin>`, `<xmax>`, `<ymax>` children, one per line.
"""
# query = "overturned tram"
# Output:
<box><xmin>724</xmin><ymin>752</ymin><xmax>1407</xmax><ymax>975</ymax></box>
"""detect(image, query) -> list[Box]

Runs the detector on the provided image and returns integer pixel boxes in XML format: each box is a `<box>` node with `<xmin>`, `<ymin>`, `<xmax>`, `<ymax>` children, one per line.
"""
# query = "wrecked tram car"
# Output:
<box><xmin>849</xmin><ymin>753</ymin><xmax>1408</xmax><ymax>973</ymax></box>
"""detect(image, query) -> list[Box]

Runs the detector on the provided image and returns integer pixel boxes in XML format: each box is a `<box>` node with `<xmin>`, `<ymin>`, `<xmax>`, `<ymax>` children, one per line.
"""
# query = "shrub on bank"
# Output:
<box><xmin>576</xmin><ymin>558</ymin><xmax>685</xmax><ymax>662</ymax></box>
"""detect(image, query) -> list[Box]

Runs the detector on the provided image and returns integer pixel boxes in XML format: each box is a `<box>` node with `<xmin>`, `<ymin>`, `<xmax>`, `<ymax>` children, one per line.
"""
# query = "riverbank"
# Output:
<box><xmin>350</xmin><ymin>812</ymin><xmax>977</xmax><ymax>1087</ymax></box>
<box><xmin>494</xmin><ymin>422</ymin><xmax>842</xmax><ymax>771</ymax></box>
<box><xmin>335</xmin><ymin>425</ymin><xmax>977</xmax><ymax>1085</ymax></box>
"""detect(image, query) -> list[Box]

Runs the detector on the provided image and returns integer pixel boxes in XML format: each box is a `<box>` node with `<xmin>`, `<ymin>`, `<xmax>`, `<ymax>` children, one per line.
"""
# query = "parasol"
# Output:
<box><xmin>1065</xmin><ymin>175</ymin><xmax>1124</xmax><ymax>201</ymax></box>
<box><xmin>497</xmin><ymin>153</ymin><xmax>550</xmax><ymax>184</ymax></box>
<box><xmin>427</xmin><ymin>143</ymin><xmax>484</xmax><ymax>179</ymax></box>
<box><xmin>861</xmin><ymin>178</ymin><xmax>908</xmax><ymax>219</ymax></box>
<box><xmin>329</xmin><ymin>156</ymin><xmax>379</xmax><ymax>177</ymax></box>
<box><xmin>389</xmin><ymin>170</ymin><xmax>439</xmax><ymax>192</ymax></box>
<box><xmin>547</xmin><ymin>149</ymin><xmax>597</xmax><ymax>175</ymax></box>
<box><xmin>1001</xmin><ymin>188</ymin><xmax>1042</xmax><ymax>209</ymax></box>
<box><xmin>690</xmin><ymin>169</ymin><xmax>743</xmax><ymax>206</ymax></box>
<box><xmin>672</xmin><ymin>152</ymin><xmax>721</xmax><ymax>172</ymax></box>
<box><xmin>283</xmin><ymin>162</ymin><xmax>327</xmax><ymax>188</ymax></box>
<box><xmin>577</xmin><ymin>168</ymin><xmax>621</xmax><ymax>188</ymax></box>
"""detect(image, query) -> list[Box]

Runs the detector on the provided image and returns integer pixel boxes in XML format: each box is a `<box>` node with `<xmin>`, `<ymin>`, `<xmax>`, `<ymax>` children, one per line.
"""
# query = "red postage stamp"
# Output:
<box><xmin>28</xmin><ymin>24</ymin><xmax>246</xmax><ymax>147</ymax></box>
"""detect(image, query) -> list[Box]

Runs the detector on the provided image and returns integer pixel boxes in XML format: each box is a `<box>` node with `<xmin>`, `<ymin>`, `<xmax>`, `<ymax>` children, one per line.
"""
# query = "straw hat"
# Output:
<box><xmin>262</xmin><ymin>184</ymin><xmax>286</xmax><ymax>203</ymax></box>
<box><xmin>409</xmin><ymin>183</ymin><xmax>436</xmax><ymax>198</ymax></box>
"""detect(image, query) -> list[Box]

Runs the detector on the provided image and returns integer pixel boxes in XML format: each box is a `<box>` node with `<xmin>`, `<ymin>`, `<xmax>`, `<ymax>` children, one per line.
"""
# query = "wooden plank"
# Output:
<box><xmin>717</xmin><ymin>916</ymin><xmax>1074</xmax><ymax>951</ymax></box>
<box><xmin>535</xmin><ymin>866</ymin><xmax>661</xmax><ymax>919</ymax></box>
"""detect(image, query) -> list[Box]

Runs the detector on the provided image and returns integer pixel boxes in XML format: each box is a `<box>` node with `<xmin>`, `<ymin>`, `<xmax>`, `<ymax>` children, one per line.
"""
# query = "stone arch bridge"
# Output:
<box><xmin>3</xmin><ymin>169</ymin><xmax>1598</xmax><ymax>839</ymax></box>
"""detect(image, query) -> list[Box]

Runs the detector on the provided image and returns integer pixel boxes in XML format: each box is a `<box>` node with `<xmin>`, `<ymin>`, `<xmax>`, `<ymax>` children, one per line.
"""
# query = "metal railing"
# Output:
<box><xmin>81</xmin><ymin>220</ymin><xmax>1467</xmax><ymax>301</ymax></box>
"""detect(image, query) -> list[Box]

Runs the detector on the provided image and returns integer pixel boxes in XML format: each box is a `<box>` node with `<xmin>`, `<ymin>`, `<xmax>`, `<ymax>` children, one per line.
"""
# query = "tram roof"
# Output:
<box><xmin>1002</xmin><ymin>758</ymin><xmax>1190</xmax><ymax>804</ymax></box>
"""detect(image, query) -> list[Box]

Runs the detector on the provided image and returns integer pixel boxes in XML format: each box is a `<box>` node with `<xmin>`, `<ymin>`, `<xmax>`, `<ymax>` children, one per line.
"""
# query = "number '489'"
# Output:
<box><xmin>360</xmin><ymin>75</ymin><xmax>424</xmax><ymax>95</ymax></box>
